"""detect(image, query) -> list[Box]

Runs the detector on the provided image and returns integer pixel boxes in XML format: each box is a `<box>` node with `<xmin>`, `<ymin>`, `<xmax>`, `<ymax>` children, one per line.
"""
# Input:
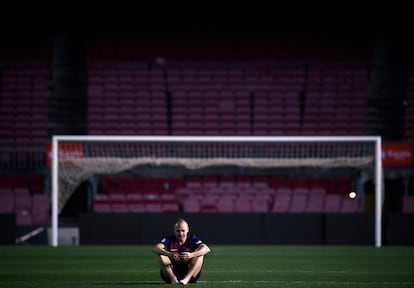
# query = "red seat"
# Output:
<box><xmin>182</xmin><ymin>199</ymin><xmax>200</xmax><ymax>213</ymax></box>
<box><xmin>31</xmin><ymin>194</ymin><xmax>49</xmax><ymax>225</ymax></box>
<box><xmin>162</xmin><ymin>201</ymin><xmax>180</xmax><ymax>213</ymax></box>
<box><xmin>94</xmin><ymin>203</ymin><xmax>111</xmax><ymax>213</ymax></box>
<box><xmin>324</xmin><ymin>194</ymin><xmax>342</xmax><ymax>213</ymax></box>
<box><xmin>340</xmin><ymin>196</ymin><xmax>358</xmax><ymax>213</ymax></box>
<box><xmin>234</xmin><ymin>197</ymin><xmax>252</xmax><ymax>213</ymax></box>
<box><xmin>15</xmin><ymin>194</ymin><xmax>32</xmax><ymax>210</ymax></box>
<box><xmin>199</xmin><ymin>196</ymin><xmax>218</xmax><ymax>213</ymax></box>
<box><xmin>93</xmin><ymin>195</ymin><xmax>111</xmax><ymax>213</ymax></box>
<box><xmin>111</xmin><ymin>203</ymin><xmax>129</xmax><ymax>213</ymax></box>
<box><xmin>217</xmin><ymin>197</ymin><xmax>235</xmax><ymax>213</ymax></box>
<box><xmin>306</xmin><ymin>194</ymin><xmax>325</xmax><ymax>213</ymax></box>
<box><xmin>251</xmin><ymin>198</ymin><xmax>269</xmax><ymax>213</ymax></box>
<box><xmin>146</xmin><ymin>200</ymin><xmax>163</xmax><ymax>213</ymax></box>
<box><xmin>271</xmin><ymin>194</ymin><xmax>291</xmax><ymax>213</ymax></box>
<box><xmin>128</xmin><ymin>201</ymin><xmax>146</xmax><ymax>212</ymax></box>
<box><xmin>0</xmin><ymin>194</ymin><xmax>14</xmax><ymax>213</ymax></box>
<box><xmin>289</xmin><ymin>194</ymin><xmax>308</xmax><ymax>213</ymax></box>
<box><xmin>16</xmin><ymin>210</ymin><xmax>33</xmax><ymax>225</ymax></box>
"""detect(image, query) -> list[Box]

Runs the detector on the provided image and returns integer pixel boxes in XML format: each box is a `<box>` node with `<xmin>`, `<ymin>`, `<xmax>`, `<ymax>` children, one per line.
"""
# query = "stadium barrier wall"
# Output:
<box><xmin>0</xmin><ymin>214</ymin><xmax>16</xmax><ymax>244</ymax></box>
<box><xmin>79</xmin><ymin>213</ymin><xmax>377</xmax><ymax>245</ymax></box>
<box><xmin>325</xmin><ymin>214</ymin><xmax>374</xmax><ymax>245</ymax></box>
<box><xmin>386</xmin><ymin>214</ymin><xmax>414</xmax><ymax>245</ymax></box>
<box><xmin>2</xmin><ymin>213</ymin><xmax>412</xmax><ymax>245</ymax></box>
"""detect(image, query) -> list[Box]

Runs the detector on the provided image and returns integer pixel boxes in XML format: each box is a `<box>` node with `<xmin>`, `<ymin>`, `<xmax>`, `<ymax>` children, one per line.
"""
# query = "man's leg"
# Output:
<box><xmin>179</xmin><ymin>256</ymin><xmax>204</xmax><ymax>285</ymax></box>
<box><xmin>157</xmin><ymin>255</ymin><xmax>179</xmax><ymax>284</ymax></box>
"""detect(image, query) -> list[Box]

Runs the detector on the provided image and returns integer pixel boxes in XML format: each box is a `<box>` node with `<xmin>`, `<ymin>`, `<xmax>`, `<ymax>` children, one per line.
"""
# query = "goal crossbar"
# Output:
<box><xmin>51</xmin><ymin>135</ymin><xmax>383</xmax><ymax>247</ymax></box>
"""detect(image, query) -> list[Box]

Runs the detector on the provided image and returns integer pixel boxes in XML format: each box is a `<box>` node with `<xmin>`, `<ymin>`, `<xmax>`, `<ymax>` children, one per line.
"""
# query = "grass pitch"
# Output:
<box><xmin>0</xmin><ymin>245</ymin><xmax>413</xmax><ymax>287</ymax></box>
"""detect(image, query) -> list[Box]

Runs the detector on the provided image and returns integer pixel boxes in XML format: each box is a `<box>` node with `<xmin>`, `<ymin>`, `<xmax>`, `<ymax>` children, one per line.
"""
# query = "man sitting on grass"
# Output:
<box><xmin>152</xmin><ymin>218</ymin><xmax>211</xmax><ymax>285</ymax></box>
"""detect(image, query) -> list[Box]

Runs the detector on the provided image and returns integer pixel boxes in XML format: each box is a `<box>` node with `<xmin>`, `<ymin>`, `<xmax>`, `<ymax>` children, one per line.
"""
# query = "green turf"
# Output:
<box><xmin>0</xmin><ymin>245</ymin><xmax>414</xmax><ymax>287</ymax></box>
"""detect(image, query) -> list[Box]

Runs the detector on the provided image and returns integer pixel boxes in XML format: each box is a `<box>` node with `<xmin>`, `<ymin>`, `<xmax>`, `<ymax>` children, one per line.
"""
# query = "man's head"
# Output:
<box><xmin>174</xmin><ymin>218</ymin><xmax>189</xmax><ymax>243</ymax></box>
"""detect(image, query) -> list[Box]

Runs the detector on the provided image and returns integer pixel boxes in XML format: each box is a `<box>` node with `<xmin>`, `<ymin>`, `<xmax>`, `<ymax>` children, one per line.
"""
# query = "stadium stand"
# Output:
<box><xmin>0</xmin><ymin>175</ymin><xmax>48</xmax><ymax>225</ymax></box>
<box><xmin>404</xmin><ymin>71</ymin><xmax>414</xmax><ymax>143</ymax></box>
<box><xmin>93</xmin><ymin>176</ymin><xmax>184</xmax><ymax>213</ymax></box>
<box><xmin>0</xmin><ymin>61</ymin><xmax>50</xmax><ymax>171</ymax></box>
<box><xmin>2</xmin><ymin>23</ymin><xmax>411</xmax><ymax>226</ymax></box>
<box><xmin>92</xmin><ymin>175</ymin><xmax>358</xmax><ymax>214</ymax></box>
<box><xmin>85</xmin><ymin>58</ymin><xmax>373</xmax><ymax>138</ymax></box>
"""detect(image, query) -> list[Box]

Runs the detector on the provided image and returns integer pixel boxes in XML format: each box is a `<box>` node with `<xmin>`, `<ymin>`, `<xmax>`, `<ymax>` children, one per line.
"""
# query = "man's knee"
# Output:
<box><xmin>188</xmin><ymin>255</ymin><xmax>204</xmax><ymax>272</ymax></box>
<box><xmin>190</xmin><ymin>255</ymin><xmax>204</xmax><ymax>265</ymax></box>
<box><xmin>157</xmin><ymin>255</ymin><xmax>172</xmax><ymax>266</ymax></box>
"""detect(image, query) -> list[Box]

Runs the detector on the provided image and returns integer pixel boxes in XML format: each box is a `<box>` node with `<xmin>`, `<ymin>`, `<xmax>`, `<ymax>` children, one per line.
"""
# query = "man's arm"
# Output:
<box><xmin>152</xmin><ymin>242</ymin><xmax>172</xmax><ymax>257</ymax></box>
<box><xmin>180</xmin><ymin>243</ymin><xmax>211</xmax><ymax>261</ymax></box>
<box><xmin>152</xmin><ymin>243</ymin><xmax>181</xmax><ymax>261</ymax></box>
<box><xmin>194</xmin><ymin>243</ymin><xmax>211</xmax><ymax>257</ymax></box>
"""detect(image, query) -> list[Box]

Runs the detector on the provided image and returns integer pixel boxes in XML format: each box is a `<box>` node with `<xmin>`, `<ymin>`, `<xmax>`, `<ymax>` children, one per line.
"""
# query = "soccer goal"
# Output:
<box><xmin>50</xmin><ymin>135</ymin><xmax>383</xmax><ymax>247</ymax></box>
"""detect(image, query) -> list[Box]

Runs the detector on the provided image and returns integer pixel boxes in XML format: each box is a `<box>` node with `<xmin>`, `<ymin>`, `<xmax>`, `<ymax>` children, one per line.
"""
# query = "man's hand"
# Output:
<box><xmin>170</xmin><ymin>252</ymin><xmax>181</xmax><ymax>262</ymax></box>
<box><xmin>179</xmin><ymin>252</ymin><xmax>193</xmax><ymax>261</ymax></box>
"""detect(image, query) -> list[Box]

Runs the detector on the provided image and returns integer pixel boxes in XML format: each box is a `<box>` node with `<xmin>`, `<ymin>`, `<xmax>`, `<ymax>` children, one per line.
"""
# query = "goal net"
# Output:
<box><xmin>51</xmin><ymin>136</ymin><xmax>382</xmax><ymax>246</ymax></box>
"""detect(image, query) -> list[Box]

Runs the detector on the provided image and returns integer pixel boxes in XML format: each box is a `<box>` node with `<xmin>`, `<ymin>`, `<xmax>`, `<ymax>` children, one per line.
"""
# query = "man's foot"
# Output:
<box><xmin>179</xmin><ymin>278</ymin><xmax>190</xmax><ymax>285</ymax></box>
<box><xmin>170</xmin><ymin>277</ymin><xmax>179</xmax><ymax>284</ymax></box>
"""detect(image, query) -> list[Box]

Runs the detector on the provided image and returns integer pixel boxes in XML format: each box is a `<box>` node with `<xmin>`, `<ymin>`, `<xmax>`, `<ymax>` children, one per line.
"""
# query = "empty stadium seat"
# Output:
<box><xmin>289</xmin><ymin>194</ymin><xmax>308</xmax><ymax>213</ymax></box>
<box><xmin>324</xmin><ymin>194</ymin><xmax>342</xmax><ymax>213</ymax></box>
<box><xmin>271</xmin><ymin>194</ymin><xmax>291</xmax><ymax>213</ymax></box>
<box><xmin>217</xmin><ymin>197</ymin><xmax>235</xmax><ymax>213</ymax></box>
<box><xmin>251</xmin><ymin>197</ymin><xmax>269</xmax><ymax>213</ymax></box>
<box><xmin>340</xmin><ymin>196</ymin><xmax>358</xmax><ymax>213</ymax></box>
<box><xmin>234</xmin><ymin>197</ymin><xmax>252</xmax><ymax>213</ymax></box>
<box><xmin>182</xmin><ymin>198</ymin><xmax>201</xmax><ymax>213</ymax></box>
<box><xmin>31</xmin><ymin>194</ymin><xmax>49</xmax><ymax>225</ymax></box>
<box><xmin>306</xmin><ymin>188</ymin><xmax>326</xmax><ymax>213</ymax></box>
<box><xmin>0</xmin><ymin>194</ymin><xmax>14</xmax><ymax>213</ymax></box>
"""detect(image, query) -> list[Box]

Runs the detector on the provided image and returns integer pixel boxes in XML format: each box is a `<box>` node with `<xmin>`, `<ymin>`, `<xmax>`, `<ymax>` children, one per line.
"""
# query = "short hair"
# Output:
<box><xmin>174</xmin><ymin>218</ymin><xmax>189</xmax><ymax>230</ymax></box>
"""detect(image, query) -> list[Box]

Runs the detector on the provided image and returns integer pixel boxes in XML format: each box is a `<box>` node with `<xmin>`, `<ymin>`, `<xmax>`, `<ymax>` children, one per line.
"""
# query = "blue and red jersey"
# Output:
<box><xmin>159</xmin><ymin>234</ymin><xmax>203</xmax><ymax>253</ymax></box>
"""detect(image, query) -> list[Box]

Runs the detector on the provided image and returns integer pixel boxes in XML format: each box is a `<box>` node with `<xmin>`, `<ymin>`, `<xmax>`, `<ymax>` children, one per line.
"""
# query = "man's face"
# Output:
<box><xmin>174</xmin><ymin>221</ymin><xmax>189</xmax><ymax>243</ymax></box>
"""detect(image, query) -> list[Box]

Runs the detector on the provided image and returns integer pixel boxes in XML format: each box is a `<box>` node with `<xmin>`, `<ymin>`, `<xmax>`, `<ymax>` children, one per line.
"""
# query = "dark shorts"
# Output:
<box><xmin>160</xmin><ymin>263</ymin><xmax>201</xmax><ymax>284</ymax></box>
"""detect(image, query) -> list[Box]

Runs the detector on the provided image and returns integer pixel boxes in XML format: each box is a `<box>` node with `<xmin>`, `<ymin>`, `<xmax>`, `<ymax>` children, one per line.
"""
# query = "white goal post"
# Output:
<box><xmin>51</xmin><ymin>135</ymin><xmax>383</xmax><ymax>247</ymax></box>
